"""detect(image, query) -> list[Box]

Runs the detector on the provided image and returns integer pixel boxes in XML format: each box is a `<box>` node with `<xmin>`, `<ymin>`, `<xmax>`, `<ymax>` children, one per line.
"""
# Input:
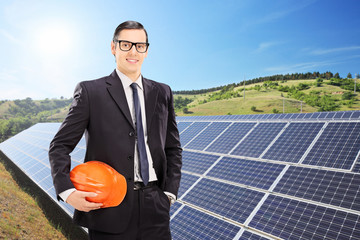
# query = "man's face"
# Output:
<box><xmin>111</xmin><ymin>29</ymin><xmax>148</xmax><ymax>80</ymax></box>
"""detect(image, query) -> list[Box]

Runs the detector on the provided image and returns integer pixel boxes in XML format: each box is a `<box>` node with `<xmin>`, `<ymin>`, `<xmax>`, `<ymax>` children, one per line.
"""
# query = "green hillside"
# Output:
<box><xmin>0</xmin><ymin>98</ymin><xmax>72</xmax><ymax>142</ymax></box>
<box><xmin>174</xmin><ymin>78</ymin><xmax>360</xmax><ymax>116</ymax></box>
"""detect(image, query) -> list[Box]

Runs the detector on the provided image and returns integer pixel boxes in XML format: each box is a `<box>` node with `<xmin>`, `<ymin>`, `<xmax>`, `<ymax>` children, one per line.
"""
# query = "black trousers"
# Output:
<box><xmin>88</xmin><ymin>184</ymin><xmax>171</xmax><ymax>240</ymax></box>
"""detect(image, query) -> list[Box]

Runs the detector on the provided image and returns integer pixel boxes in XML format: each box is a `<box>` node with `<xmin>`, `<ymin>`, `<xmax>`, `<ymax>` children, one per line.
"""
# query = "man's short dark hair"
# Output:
<box><xmin>113</xmin><ymin>21</ymin><xmax>148</xmax><ymax>43</ymax></box>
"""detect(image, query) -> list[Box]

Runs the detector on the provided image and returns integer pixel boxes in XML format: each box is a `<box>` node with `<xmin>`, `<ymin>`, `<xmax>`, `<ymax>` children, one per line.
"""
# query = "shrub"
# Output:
<box><xmin>272</xmin><ymin>108</ymin><xmax>279</xmax><ymax>113</ymax></box>
<box><xmin>342</xmin><ymin>92</ymin><xmax>354</xmax><ymax>100</ymax></box>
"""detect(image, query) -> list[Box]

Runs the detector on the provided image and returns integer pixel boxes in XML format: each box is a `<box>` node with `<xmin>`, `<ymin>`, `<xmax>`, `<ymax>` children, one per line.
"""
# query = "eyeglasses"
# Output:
<box><xmin>113</xmin><ymin>40</ymin><xmax>149</xmax><ymax>53</ymax></box>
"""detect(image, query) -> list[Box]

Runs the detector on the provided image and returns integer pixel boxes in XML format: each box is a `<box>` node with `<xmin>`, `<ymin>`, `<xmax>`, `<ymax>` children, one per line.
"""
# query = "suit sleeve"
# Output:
<box><xmin>164</xmin><ymin>87</ymin><xmax>182</xmax><ymax>197</ymax></box>
<box><xmin>49</xmin><ymin>82</ymin><xmax>90</xmax><ymax>199</ymax></box>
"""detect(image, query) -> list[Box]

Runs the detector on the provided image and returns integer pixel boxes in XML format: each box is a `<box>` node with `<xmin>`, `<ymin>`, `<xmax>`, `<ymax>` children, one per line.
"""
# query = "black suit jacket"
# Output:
<box><xmin>49</xmin><ymin>70</ymin><xmax>182</xmax><ymax>233</ymax></box>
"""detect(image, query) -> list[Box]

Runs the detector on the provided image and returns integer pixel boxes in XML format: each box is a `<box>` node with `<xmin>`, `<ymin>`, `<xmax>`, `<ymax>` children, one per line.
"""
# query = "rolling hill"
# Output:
<box><xmin>174</xmin><ymin>78</ymin><xmax>360</xmax><ymax>116</ymax></box>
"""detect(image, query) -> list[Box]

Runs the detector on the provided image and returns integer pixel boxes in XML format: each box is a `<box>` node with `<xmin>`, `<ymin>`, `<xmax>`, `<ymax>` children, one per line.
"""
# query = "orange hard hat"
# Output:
<box><xmin>70</xmin><ymin>161</ymin><xmax>127</xmax><ymax>208</ymax></box>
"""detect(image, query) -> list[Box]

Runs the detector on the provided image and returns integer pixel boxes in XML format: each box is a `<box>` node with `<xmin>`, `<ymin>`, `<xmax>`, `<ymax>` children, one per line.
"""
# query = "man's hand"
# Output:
<box><xmin>66</xmin><ymin>190</ymin><xmax>103</xmax><ymax>212</ymax></box>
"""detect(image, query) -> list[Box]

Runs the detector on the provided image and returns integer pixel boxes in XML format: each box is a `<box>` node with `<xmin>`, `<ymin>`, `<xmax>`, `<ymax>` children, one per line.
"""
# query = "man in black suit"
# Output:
<box><xmin>49</xmin><ymin>21</ymin><xmax>182</xmax><ymax>240</ymax></box>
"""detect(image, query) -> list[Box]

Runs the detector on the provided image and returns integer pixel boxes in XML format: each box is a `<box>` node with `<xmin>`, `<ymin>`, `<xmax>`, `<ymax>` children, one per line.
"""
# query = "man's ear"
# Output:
<box><xmin>111</xmin><ymin>40</ymin><xmax>116</xmax><ymax>56</ymax></box>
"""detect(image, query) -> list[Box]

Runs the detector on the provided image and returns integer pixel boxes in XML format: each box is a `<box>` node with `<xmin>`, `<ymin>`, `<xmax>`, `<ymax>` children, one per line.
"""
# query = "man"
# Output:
<box><xmin>49</xmin><ymin>21</ymin><xmax>182</xmax><ymax>240</ymax></box>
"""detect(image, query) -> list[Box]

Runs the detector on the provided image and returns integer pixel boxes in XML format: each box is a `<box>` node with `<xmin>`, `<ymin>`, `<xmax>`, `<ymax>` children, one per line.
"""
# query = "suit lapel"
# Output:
<box><xmin>143</xmin><ymin>77</ymin><xmax>158</xmax><ymax>133</ymax></box>
<box><xmin>106</xmin><ymin>70</ymin><xmax>134</xmax><ymax>128</ymax></box>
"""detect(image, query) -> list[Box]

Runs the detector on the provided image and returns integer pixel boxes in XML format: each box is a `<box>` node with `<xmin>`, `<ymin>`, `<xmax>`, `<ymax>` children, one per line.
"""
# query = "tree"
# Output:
<box><xmin>347</xmin><ymin>73</ymin><xmax>353</xmax><ymax>79</ymax></box>
<box><xmin>334</xmin><ymin>72</ymin><xmax>340</xmax><ymax>79</ymax></box>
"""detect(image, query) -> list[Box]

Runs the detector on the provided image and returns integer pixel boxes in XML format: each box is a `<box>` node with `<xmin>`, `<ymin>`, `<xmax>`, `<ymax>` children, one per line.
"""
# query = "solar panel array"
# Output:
<box><xmin>1</xmin><ymin>110</ymin><xmax>360</xmax><ymax>240</ymax></box>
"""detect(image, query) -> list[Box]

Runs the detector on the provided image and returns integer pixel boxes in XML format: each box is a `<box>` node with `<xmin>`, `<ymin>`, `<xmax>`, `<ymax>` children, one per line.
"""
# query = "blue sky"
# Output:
<box><xmin>0</xmin><ymin>0</ymin><xmax>360</xmax><ymax>100</ymax></box>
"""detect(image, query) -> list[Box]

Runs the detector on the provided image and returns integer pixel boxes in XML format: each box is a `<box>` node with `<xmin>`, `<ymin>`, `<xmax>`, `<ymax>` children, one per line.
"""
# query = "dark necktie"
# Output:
<box><xmin>131</xmin><ymin>83</ymin><xmax>149</xmax><ymax>185</ymax></box>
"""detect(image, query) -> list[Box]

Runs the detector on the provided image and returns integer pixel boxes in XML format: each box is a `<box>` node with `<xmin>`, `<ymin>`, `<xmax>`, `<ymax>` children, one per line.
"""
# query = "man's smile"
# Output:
<box><xmin>127</xmin><ymin>58</ymin><xmax>138</xmax><ymax>64</ymax></box>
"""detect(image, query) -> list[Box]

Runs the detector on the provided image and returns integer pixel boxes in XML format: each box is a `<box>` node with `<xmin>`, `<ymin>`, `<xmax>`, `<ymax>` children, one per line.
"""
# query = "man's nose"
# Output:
<box><xmin>128</xmin><ymin>45</ymin><xmax>138</xmax><ymax>54</ymax></box>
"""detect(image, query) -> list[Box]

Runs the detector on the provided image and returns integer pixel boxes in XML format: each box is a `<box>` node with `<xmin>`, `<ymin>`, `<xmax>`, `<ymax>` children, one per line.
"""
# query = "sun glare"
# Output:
<box><xmin>35</xmin><ymin>23</ymin><xmax>74</xmax><ymax>57</ymax></box>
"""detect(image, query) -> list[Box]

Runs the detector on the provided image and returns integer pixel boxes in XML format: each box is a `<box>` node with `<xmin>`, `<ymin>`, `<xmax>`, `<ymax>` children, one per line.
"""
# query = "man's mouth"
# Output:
<box><xmin>127</xmin><ymin>59</ymin><xmax>138</xmax><ymax>64</ymax></box>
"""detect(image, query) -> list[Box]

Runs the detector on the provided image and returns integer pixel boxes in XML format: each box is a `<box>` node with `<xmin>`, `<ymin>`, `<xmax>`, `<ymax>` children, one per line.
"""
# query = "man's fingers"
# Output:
<box><xmin>85</xmin><ymin>201</ymin><xmax>103</xmax><ymax>209</ymax></box>
<box><xmin>77</xmin><ymin>190</ymin><xmax>98</xmax><ymax>198</ymax></box>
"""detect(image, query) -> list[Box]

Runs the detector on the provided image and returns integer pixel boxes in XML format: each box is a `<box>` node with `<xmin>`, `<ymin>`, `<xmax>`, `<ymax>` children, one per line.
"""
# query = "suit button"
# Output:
<box><xmin>127</xmin><ymin>156</ymin><xmax>133</xmax><ymax>161</ymax></box>
<box><xmin>129</xmin><ymin>131</ymin><xmax>135</xmax><ymax>137</ymax></box>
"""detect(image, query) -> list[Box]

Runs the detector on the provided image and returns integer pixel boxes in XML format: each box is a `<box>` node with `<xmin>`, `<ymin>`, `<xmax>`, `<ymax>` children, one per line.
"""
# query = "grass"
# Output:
<box><xmin>175</xmin><ymin>79</ymin><xmax>360</xmax><ymax>116</ymax></box>
<box><xmin>0</xmin><ymin>160</ymin><xmax>67</xmax><ymax>240</ymax></box>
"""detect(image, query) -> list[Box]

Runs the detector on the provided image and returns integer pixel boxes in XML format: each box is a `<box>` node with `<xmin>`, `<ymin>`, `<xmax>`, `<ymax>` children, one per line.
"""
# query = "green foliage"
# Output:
<box><xmin>262</xmin><ymin>81</ymin><xmax>279</xmax><ymax>90</ymax></box>
<box><xmin>315</xmin><ymin>78</ymin><xmax>323</xmax><ymax>87</ymax></box>
<box><xmin>254</xmin><ymin>85</ymin><xmax>262</xmax><ymax>91</ymax></box>
<box><xmin>174</xmin><ymin>96</ymin><xmax>193</xmax><ymax>110</ymax></box>
<box><xmin>278</xmin><ymin>85</ymin><xmax>290</xmax><ymax>92</ymax></box>
<box><xmin>272</xmin><ymin>108</ymin><xmax>279</xmax><ymax>113</ymax></box>
<box><xmin>285</xmin><ymin>83</ymin><xmax>339</xmax><ymax>111</ymax></box>
<box><xmin>296</xmin><ymin>83</ymin><xmax>310</xmax><ymax>90</ymax></box>
<box><xmin>347</xmin><ymin>73</ymin><xmax>353</xmax><ymax>78</ymax></box>
<box><xmin>197</xmin><ymin>85</ymin><xmax>241</xmax><ymax>105</ymax></box>
<box><xmin>327</xmin><ymin>78</ymin><xmax>360</xmax><ymax>91</ymax></box>
<box><xmin>318</xmin><ymin>95</ymin><xmax>339</xmax><ymax>112</ymax></box>
<box><xmin>208</xmin><ymin>85</ymin><xmax>241</xmax><ymax>101</ymax></box>
<box><xmin>7</xmin><ymin>98</ymin><xmax>72</xmax><ymax>117</ymax></box>
<box><xmin>342</xmin><ymin>92</ymin><xmax>355</xmax><ymax>100</ymax></box>
<box><xmin>0</xmin><ymin>98</ymin><xmax>72</xmax><ymax>142</ymax></box>
<box><xmin>0</xmin><ymin>117</ymin><xmax>33</xmax><ymax>142</ymax></box>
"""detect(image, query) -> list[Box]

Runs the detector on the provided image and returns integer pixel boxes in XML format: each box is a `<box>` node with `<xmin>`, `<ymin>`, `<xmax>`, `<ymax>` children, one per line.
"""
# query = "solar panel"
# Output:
<box><xmin>231</xmin><ymin>122</ymin><xmax>286</xmax><ymax>158</ymax></box>
<box><xmin>302</xmin><ymin>122</ymin><xmax>360</xmax><ymax>169</ymax></box>
<box><xmin>273</xmin><ymin>166</ymin><xmax>360</xmax><ymax>211</ymax></box>
<box><xmin>249</xmin><ymin>195</ymin><xmax>360</xmax><ymax>240</ymax></box>
<box><xmin>177</xmin><ymin>172</ymin><xmax>199</xmax><ymax>198</ymax></box>
<box><xmin>263</xmin><ymin>122</ymin><xmax>324</xmax><ymax>163</ymax></box>
<box><xmin>184</xmin><ymin>122</ymin><xmax>231</xmax><ymax>150</ymax></box>
<box><xmin>181</xmin><ymin>151</ymin><xmax>220</xmax><ymax>175</ymax></box>
<box><xmin>205</xmin><ymin>122</ymin><xmax>256</xmax><ymax>154</ymax></box>
<box><xmin>207</xmin><ymin>157</ymin><xmax>284</xmax><ymax>189</ymax></box>
<box><xmin>1</xmin><ymin>110</ymin><xmax>360</xmax><ymax>240</ymax></box>
<box><xmin>170</xmin><ymin>205</ymin><xmax>241</xmax><ymax>240</ymax></box>
<box><xmin>179</xmin><ymin>122</ymin><xmax>210</xmax><ymax>145</ymax></box>
<box><xmin>182</xmin><ymin>178</ymin><xmax>265</xmax><ymax>223</ymax></box>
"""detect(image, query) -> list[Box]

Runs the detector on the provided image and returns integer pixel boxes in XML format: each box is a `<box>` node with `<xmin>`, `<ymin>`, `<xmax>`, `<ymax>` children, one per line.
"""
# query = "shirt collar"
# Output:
<box><xmin>115</xmin><ymin>68</ymin><xmax>143</xmax><ymax>90</ymax></box>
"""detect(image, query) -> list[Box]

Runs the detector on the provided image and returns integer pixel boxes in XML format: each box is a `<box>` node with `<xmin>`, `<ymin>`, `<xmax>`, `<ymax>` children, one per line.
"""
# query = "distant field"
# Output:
<box><xmin>175</xmin><ymin>78</ymin><xmax>360</xmax><ymax>116</ymax></box>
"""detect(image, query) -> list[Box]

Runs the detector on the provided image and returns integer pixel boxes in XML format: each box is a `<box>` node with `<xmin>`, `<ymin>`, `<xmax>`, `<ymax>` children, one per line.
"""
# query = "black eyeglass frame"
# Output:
<box><xmin>113</xmin><ymin>40</ymin><xmax>150</xmax><ymax>53</ymax></box>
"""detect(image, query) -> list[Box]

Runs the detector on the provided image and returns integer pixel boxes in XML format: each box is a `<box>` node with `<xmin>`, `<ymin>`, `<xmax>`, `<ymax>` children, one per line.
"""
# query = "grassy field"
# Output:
<box><xmin>175</xmin><ymin>79</ymin><xmax>360</xmax><ymax>116</ymax></box>
<box><xmin>0</xmin><ymin>160</ymin><xmax>67</xmax><ymax>240</ymax></box>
